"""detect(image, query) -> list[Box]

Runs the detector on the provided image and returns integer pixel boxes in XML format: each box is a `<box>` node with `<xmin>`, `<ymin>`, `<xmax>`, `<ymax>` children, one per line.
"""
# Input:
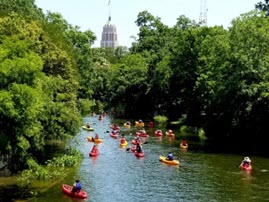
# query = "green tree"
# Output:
<box><xmin>106</xmin><ymin>54</ymin><xmax>148</xmax><ymax>116</ymax></box>
<box><xmin>256</xmin><ymin>0</ymin><xmax>269</xmax><ymax>16</ymax></box>
<box><xmin>0</xmin><ymin>0</ymin><xmax>44</xmax><ymax>20</ymax></box>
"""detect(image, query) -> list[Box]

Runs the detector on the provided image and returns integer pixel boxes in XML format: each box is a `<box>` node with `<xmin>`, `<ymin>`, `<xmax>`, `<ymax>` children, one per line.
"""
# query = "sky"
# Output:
<box><xmin>35</xmin><ymin>0</ymin><xmax>260</xmax><ymax>48</ymax></box>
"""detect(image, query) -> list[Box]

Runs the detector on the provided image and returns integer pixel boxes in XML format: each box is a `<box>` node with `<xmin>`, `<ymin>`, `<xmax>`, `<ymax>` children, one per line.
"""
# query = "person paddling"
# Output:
<box><xmin>166</xmin><ymin>152</ymin><xmax>173</xmax><ymax>161</ymax></box>
<box><xmin>72</xmin><ymin>179</ymin><xmax>82</xmax><ymax>193</ymax></box>
<box><xmin>91</xmin><ymin>145</ymin><xmax>98</xmax><ymax>153</ymax></box>
<box><xmin>241</xmin><ymin>157</ymin><xmax>251</xmax><ymax>168</ymax></box>
<box><xmin>92</xmin><ymin>133</ymin><xmax>99</xmax><ymax>142</ymax></box>
<box><xmin>136</xmin><ymin>143</ymin><xmax>143</xmax><ymax>153</ymax></box>
<box><xmin>120</xmin><ymin>135</ymin><xmax>126</xmax><ymax>144</ymax></box>
<box><xmin>86</xmin><ymin>122</ymin><xmax>91</xmax><ymax>128</ymax></box>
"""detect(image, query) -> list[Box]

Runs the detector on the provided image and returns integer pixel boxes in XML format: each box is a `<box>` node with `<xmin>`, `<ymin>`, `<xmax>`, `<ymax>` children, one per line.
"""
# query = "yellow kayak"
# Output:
<box><xmin>180</xmin><ymin>143</ymin><xmax>188</xmax><ymax>149</ymax></box>
<box><xmin>120</xmin><ymin>141</ymin><xmax>128</xmax><ymax>147</ymax></box>
<box><xmin>159</xmin><ymin>156</ymin><xmax>179</xmax><ymax>165</ymax></box>
<box><xmin>82</xmin><ymin>126</ymin><xmax>94</xmax><ymax>131</ymax></box>
<box><xmin>124</xmin><ymin>123</ymin><xmax>131</xmax><ymax>128</ymax></box>
<box><xmin>135</xmin><ymin>121</ymin><xmax>144</xmax><ymax>127</ymax></box>
<box><xmin>87</xmin><ymin>137</ymin><xmax>103</xmax><ymax>144</ymax></box>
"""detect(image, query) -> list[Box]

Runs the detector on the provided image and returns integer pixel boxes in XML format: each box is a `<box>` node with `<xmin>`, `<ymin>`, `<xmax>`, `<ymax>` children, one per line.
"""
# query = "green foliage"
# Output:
<box><xmin>256</xmin><ymin>0</ymin><xmax>269</xmax><ymax>16</ymax></box>
<box><xmin>17</xmin><ymin>148</ymin><xmax>83</xmax><ymax>185</ymax></box>
<box><xmin>0</xmin><ymin>9</ymin><xmax>81</xmax><ymax>172</ymax></box>
<box><xmin>78</xmin><ymin>99</ymin><xmax>96</xmax><ymax>112</ymax></box>
<box><xmin>153</xmin><ymin>115</ymin><xmax>168</xmax><ymax>125</ymax></box>
<box><xmin>46</xmin><ymin>148</ymin><xmax>83</xmax><ymax>167</ymax></box>
<box><xmin>0</xmin><ymin>0</ymin><xmax>44</xmax><ymax>20</ymax></box>
<box><xmin>198</xmin><ymin>128</ymin><xmax>207</xmax><ymax>140</ymax></box>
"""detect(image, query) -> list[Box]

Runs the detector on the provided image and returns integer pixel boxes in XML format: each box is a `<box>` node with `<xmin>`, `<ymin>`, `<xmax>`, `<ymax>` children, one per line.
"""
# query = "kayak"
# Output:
<box><xmin>135</xmin><ymin>121</ymin><xmax>145</xmax><ymax>127</ymax></box>
<box><xmin>132</xmin><ymin>139</ymin><xmax>138</xmax><ymax>145</ymax></box>
<box><xmin>159</xmin><ymin>156</ymin><xmax>179</xmax><ymax>165</ymax></box>
<box><xmin>131</xmin><ymin>146</ymin><xmax>136</xmax><ymax>152</ymax></box>
<box><xmin>82</xmin><ymin>126</ymin><xmax>94</xmax><ymax>131</ymax></box>
<box><xmin>155</xmin><ymin>131</ymin><xmax>163</xmax><ymax>137</ymax></box>
<box><xmin>110</xmin><ymin>125</ymin><xmax>121</xmax><ymax>131</ymax></box>
<box><xmin>134</xmin><ymin>151</ymin><xmax>145</xmax><ymax>157</ymax></box>
<box><xmin>136</xmin><ymin>132</ymin><xmax>149</xmax><ymax>138</ymax></box>
<box><xmin>240</xmin><ymin>164</ymin><xmax>252</xmax><ymax>171</ymax></box>
<box><xmin>148</xmin><ymin>122</ymin><xmax>154</xmax><ymax>128</ymax></box>
<box><xmin>87</xmin><ymin>137</ymin><xmax>103</xmax><ymax>144</ymax></box>
<box><xmin>180</xmin><ymin>143</ymin><xmax>188</xmax><ymax>149</ymax></box>
<box><xmin>110</xmin><ymin>133</ymin><xmax>118</xmax><ymax>139</ymax></box>
<box><xmin>120</xmin><ymin>141</ymin><xmax>128</xmax><ymax>147</ymax></box>
<box><xmin>62</xmin><ymin>184</ymin><xmax>88</xmax><ymax>199</ymax></box>
<box><xmin>89</xmin><ymin>150</ymin><xmax>99</xmax><ymax>157</ymax></box>
<box><xmin>166</xmin><ymin>132</ymin><xmax>175</xmax><ymax>137</ymax></box>
<box><xmin>124</xmin><ymin>123</ymin><xmax>131</xmax><ymax>128</ymax></box>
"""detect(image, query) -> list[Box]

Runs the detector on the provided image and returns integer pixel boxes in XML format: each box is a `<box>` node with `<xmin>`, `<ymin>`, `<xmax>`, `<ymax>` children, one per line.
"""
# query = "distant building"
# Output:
<box><xmin>100</xmin><ymin>16</ymin><xmax>119</xmax><ymax>48</ymax></box>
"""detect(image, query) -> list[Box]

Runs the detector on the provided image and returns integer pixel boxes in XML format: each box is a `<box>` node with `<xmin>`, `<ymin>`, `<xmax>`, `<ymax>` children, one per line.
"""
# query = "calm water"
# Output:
<box><xmin>29</xmin><ymin>115</ymin><xmax>269</xmax><ymax>202</ymax></box>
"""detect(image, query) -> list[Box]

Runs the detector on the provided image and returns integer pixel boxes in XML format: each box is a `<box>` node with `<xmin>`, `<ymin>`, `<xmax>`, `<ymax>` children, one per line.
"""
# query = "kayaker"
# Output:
<box><xmin>72</xmin><ymin>179</ymin><xmax>82</xmax><ymax>193</ymax></box>
<box><xmin>167</xmin><ymin>129</ymin><xmax>173</xmax><ymax>135</ymax></box>
<box><xmin>140</xmin><ymin>129</ymin><xmax>146</xmax><ymax>134</ymax></box>
<box><xmin>112</xmin><ymin>130</ymin><xmax>118</xmax><ymax>134</ymax></box>
<box><xmin>242</xmin><ymin>157</ymin><xmax>251</xmax><ymax>167</ymax></box>
<box><xmin>135</xmin><ymin>135</ymin><xmax>141</xmax><ymax>144</ymax></box>
<box><xmin>136</xmin><ymin>143</ymin><xmax>143</xmax><ymax>153</ymax></box>
<box><xmin>86</xmin><ymin>122</ymin><xmax>91</xmax><ymax>128</ymax></box>
<box><xmin>120</xmin><ymin>135</ymin><xmax>126</xmax><ymax>144</ymax></box>
<box><xmin>91</xmin><ymin>145</ymin><xmax>98</xmax><ymax>153</ymax></box>
<box><xmin>166</xmin><ymin>152</ymin><xmax>173</xmax><ymax>161</ymax></box>
<box><xmin>138</xmin><ymin>119</ymin><xmax>143</xmax><ymax>123</ymax></box>
<box><xmin>126</xmin><ymin>121</ymin><xmax>131</xmax><ymax>125</ymax></box>
<box><xmin>94</xmin><ymin>133</ymin><xmax>99</xmax><ymax>139</ymax></box>
<box><xmin>181</xmin><ymin>138</ymin><xmax>188</xmax><ymax>146</ymax></box>
<box><xmin>156</xmin><ymin>129</ymin><xmax>162</xmax><ymax>135</ymax></box>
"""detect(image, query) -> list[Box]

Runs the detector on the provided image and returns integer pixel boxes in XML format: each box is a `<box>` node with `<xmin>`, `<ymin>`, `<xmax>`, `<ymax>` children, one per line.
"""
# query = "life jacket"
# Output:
<box><xmin>120</xmin><ymin>138</ymin><xmax>125</xmax><ymax>143</ymax></box>
<box><xmin>168</xmin><ymin>153</ymin><xmax>173</xmax><ymax>160</ymax></box>
<box><xmin>76</xmin><ymin>182</ymin><xmax>82</xmax><ymax>190</ymax></box>
<box><xmin>182</xmin><ymin>140</ymin><xmax>187</xmax><ymax>146</ymax></box>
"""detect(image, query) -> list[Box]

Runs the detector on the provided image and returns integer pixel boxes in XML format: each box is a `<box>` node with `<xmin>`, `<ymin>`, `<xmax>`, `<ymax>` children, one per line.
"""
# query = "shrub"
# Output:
<box><xmin>153</xmin><ymin>115</ymin><xmax>167</xmax><ymax>125</ymax></box>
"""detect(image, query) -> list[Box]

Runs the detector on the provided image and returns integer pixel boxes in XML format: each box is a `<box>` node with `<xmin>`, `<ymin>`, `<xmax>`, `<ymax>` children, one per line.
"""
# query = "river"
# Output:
<box><xmin>27</xmin><ymin>115</ymin><xmax>269</xmax><ymax>202</ymax></box>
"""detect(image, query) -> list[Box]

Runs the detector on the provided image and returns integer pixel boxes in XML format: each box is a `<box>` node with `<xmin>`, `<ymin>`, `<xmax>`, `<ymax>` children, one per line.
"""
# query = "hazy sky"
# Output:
<box><xmin>35</xmin><ymin>0</ymin><xmax>259</xmax><ymax>48</ymax></box>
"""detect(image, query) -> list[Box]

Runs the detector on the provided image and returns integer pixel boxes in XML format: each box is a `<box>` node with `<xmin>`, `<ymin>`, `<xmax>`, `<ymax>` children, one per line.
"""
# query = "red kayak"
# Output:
<box><xmin>136</xmin><ymin>132</ymin><xmax>149</xmax><ymax>138</ymax></box>
<box><xmin>110</xmin><ymin>125</ymin><xmax>120</xmax><ymax>131</ymax></box>
<box><xmin>155</xmin><ymin>131</ymin><xmax>163</xmax><ymax>137</ymax></box>
<box><xmin>62</xmin><ymin>184</ymin><xmax>88</xmax><ymax>199</ymax></box>
<box><xmin>89</xmin><ymin>150</ymin><xmax>99</xmax><ymax>157</ymax></box>
<box><xmin>110</xmin><ymin>133</ymin><xmax>118</xmax><ymax>139</ymax></box>
<box><xmin>134</xmin><ymin>151</ymin><xmax>145</xmax><ymax>157</ymax></box>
